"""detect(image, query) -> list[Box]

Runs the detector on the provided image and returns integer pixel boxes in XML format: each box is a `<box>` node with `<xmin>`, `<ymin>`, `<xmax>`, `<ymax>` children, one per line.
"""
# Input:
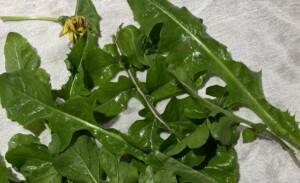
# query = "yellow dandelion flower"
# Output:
<box><xmin>59</xmin><ymin>16</ymin><xmax>89</xmax><ymax>42</ymax></box>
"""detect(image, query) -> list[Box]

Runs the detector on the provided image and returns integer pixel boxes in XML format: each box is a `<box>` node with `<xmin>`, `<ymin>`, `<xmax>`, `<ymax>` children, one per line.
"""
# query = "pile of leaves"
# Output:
<box><xmin>1</xmin><ymin>0</ymin><xmax>300</xmax><ymax>182</ymax></box>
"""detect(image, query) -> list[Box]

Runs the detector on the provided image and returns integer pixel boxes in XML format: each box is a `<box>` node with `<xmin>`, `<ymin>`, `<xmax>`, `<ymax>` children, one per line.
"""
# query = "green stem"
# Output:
<box><xmin>239</xmin><ymin>122</ymin><xmax>300</xmax><ymax>168</ymax></box>
<box><xmin>0</xmin><ymin>16</ymin><xmax>58</xmax><ymax>22</ymax></box>
<box><xmin>113</xmin><ymin>36</ymin><xmax>178</xmax><ymax>141</ymax></box>
<box><xmin>126</xmin><ymin>68</ymin><xmax>178</xmax><ymax>140</ymax></box>
<box><xmin>264</xmin><ymin>130</ymin><xmax>300</xmax><ymax>168</ymax></box>
<box><xmin>219</xmin><ymin>102</ymin><xmax>300</xmax><ymax>167</ymax></box>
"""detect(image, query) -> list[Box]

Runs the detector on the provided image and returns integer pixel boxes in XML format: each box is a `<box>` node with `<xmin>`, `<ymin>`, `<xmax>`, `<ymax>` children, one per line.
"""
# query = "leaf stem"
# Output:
<box><xmin>113</xmin><ymin>35</ymin><xmax>178</xmax><ymax>141</ymax></box>
<box><xmin>264</xmin><ymin>130</ymin><xmax>300</xmax><ymax>168</ymax></box>
<box><xmin>0</xmin><ymin>16</ymin><xmax>58</xmax><ymax>22</ymax></box>
<box><xmin>126</xmin><ymin>68</ymin><xmax>178</xmax><ymax>139</ymax></box>
<box><xmin>185</xmin><ymin>84</ymin><xmax>300</xmax><ymax>167</ymax></box>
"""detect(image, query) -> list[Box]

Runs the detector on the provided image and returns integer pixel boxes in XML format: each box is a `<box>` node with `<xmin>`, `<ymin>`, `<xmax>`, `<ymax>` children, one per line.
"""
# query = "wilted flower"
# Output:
<box><xmin>59</xmin><ymin>16</ymin><xmax>89</xmax><ymax>41</ymax></box>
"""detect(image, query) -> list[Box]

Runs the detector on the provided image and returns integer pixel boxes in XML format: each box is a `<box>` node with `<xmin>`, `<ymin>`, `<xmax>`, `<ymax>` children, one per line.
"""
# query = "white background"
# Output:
<box><xmin>0</xmin><ymin>0</ymin><xmax>300</xmax><ymax>182</ymax></box>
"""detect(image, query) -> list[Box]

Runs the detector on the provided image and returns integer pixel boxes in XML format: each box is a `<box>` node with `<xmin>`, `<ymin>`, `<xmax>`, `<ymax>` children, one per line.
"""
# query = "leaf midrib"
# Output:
<box><xmin>70</xmin><ymin>146</ymin><xmax>98</xmax><ymax>183</ymax></box>
<box><xmin>6</xmin><ymin>39</ymin><xmax>22</xmax><ymax>70</ymax></box>
<box><xmin>13</xmin><ymin>39</ymin><xmax>22</xmax><ymax>70</ymax></box>
<box><xmin>68</xmin><ymin>37</ymin><xmax>90</xmax><ymax>97</ymax></box>
<box><xmin>147</xmin><ymin>0</ymin><xmax>278</xmax><ymax>129</ymax></box>
<box><xmin>7</xmin><ymin>81</ymin><xmax>125</xmax><ymax>143</ymax></box>
<box><xmin>122</xmin><ymin>28</ymin><xmax>142</xmax><ymax>64</ymax></box>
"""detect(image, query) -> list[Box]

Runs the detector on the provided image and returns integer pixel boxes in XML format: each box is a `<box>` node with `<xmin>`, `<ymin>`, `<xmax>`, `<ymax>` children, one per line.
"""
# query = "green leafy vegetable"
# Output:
<box><xmin>1</xmin><ymin>0</ymin><xmax>299</xmax><ymax>182</ymax></box>
<box><xmin>0</xmin><ymin>69</ymin><xmax>146</xmax><ymax>160</ymax></box>
<box><xmin>0</xmin><ymin>71</ymin><xmax>54</xmax><ymax>127</ymax></box>
<box><xmin>127</xmin><ymin>0</ymin><xmax>300</xmax><ymax>150</ymax></box>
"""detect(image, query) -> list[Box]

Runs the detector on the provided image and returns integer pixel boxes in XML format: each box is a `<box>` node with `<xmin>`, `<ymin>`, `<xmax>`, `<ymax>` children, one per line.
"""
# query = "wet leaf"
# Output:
<box><xmin>127</xmin><ymin>0</ymin><xmax>300</xmax><ymax>150</ymax></box>
<box><xmin>5</xmin><ymin>134</ymin><xmax>62</xmax><ymax>183</ymax></box>
<box><xmin>84</xmin><ymin>48</ymin><xmax>123</xmax><ymax>86</ymax></box>
<box><xmin>139</xmin><ymin>166</ymin><xmax>177</xmax><ymax>183</ymax></box>
<box><xmin>99</xmin><ymin>148</ymin><xmax>138</xmax><ymax>183</ymax></box>
<box><xmin>201</xmin><ymin>145</ymin><xmax>238</xmax><ymax>183</ymax></box>
<box><xmin>154</xmin><ymin>151</ymin><xmax>218</xmax><ymax>183</ymax></box>
<box><xmin>128</xmin><ymin>119</ymin><xmax>164</xmax><ymax>150</ymax></box>
<box><xmin>94</xmin><ymin>76</ymin><xmax>137</xmax><ymax>116</ymax></box>
<box><xmin>208</xmin><ymin>117</ymin><xmax>239</xmax><ymax>145</ymax></box>
<box><xmin>116</xmin><ymin>25</ymin><xmax>145</xmax><ymax>69</ymax></box>
<box><xmin>166</xmin><ymin>123</ymin><xmax>209</xmax><ymax>156</ymax></box>
<box><xmin>53</xmin><ymin>135</ymin><xmax>101</xmax><ymax>183</ymax></box>
<box><xmin>242</xmin><ymin>123</ymin><xmax>267</xmax><ymax>143</ymax></box>
<box><xmin>4</xmin><ymin>32</ymin><xmax>38</xmax><ymax>72</ymax></box>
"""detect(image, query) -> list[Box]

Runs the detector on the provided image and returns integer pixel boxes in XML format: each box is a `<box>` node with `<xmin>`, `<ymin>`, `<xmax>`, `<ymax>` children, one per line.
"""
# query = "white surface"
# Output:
<box><xmin>0</xmin><ymin>0</ymin><xmax>300</xmax><ymax>182</ymax></box>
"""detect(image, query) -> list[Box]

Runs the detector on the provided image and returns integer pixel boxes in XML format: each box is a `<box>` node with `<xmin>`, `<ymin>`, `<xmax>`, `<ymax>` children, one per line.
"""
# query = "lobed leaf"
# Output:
<box><xmin>154</xmin><ymin>151</ymin><xmax>218</xmax><ymax>183</ymax></box>
<box><xmin>127</xmin><ymin>0</ymin><xmax>300</xmax><ymax>150</ymax></box>
<box><xmin>201</xmin><ymin>145</ymin><xmax>238</xmax><ymax>183</ymax></box>
<box><xmin>242</xmin><ymin>123</ymin><xmax>267</xmax><ymax>143</ymax></box>
<box><xmin>0</xmin><ymin>71</ymin><xmax>54</xmax><ymax>127</ymax></box>
<box><xmin>84</xmin><ymin>48</ymin><xmax>123</xmax><ymax>86</ymax></box>
<box><xmin>94</xmin><ymin>76</ymin><xmax>137</xmax><ymax>116</ymax></box>
<box><xmin>178</xmin><ymin>149</ymin><xmax>206</xmax><ymax>168</ymax></box>
<box><xmin>162</xmin><ymin>97</ymin><xmax>206</xmax><ymax>123</ymax></box>
<box><xmin>167</xmin><ymin>63</ymin><xmax>197</xmax><ymax>95</ymax></box>
<box><xmin>146</xmin><ymin>56</ymin><xmax>182</xmax><ymax>102</ymax></box>
<box><xmin>5</xmin><ymin>134</ymin><xmax>62</xmax><ymax>182</ymax></box>
<box><xmin>2</xmin><ymin>0</ymin><xmax>299</xmax><ymax>182</ymax></box>
<box><xmin>5</xmin><ymin>134</ymin><xmax>52</xmax><ymax>171</ymax></box>
<box><xmin>166</xmin><ymin>123</ymin><xmax>209</xmax><ymax>156</ymax></box>
<box><xmin>0</xmin><ymin>70</ymin><xmax>147</xmax><ymax>161</ymax></box>
<box><xmin>103</xmin><ymin>43</ymin><xmax>120</xmax><ymax>58</ymax></box>
<box><xmin>208</xmin><ymin>117</ymin><xmax>239</xmax><ymax>145</ymax></box>
<box><xmin>146</xmin><ymin>53</ymin><xmax>206</xmax><ymax>102</ymax></box>
<box><xmin>58</xmin><ymin>96</ymin><xmax>98</xmax><ymax>126</ymax></box>
<box><xmin>116</xmin><ymin>25</ymin><xmax>145</xmax><ymax>69</ymax></box>
<box><xmin>161</xmin><ymin>96</ymin><xmax>206</xmax><ymax>139</ymax></box>
<box><xmin>128</xmin><ymin>119</ymin><xmax>164</xmax><ymax>150</ymax></box>
<box><xmin>57</xmin><ymin>33</ymin><xmax>96</xmax><ymax>98</ymax></box>
<box><xmin>206</xmin><ymin>85</ymin><xmax>227</xmax><ymax>98</ymax></box>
